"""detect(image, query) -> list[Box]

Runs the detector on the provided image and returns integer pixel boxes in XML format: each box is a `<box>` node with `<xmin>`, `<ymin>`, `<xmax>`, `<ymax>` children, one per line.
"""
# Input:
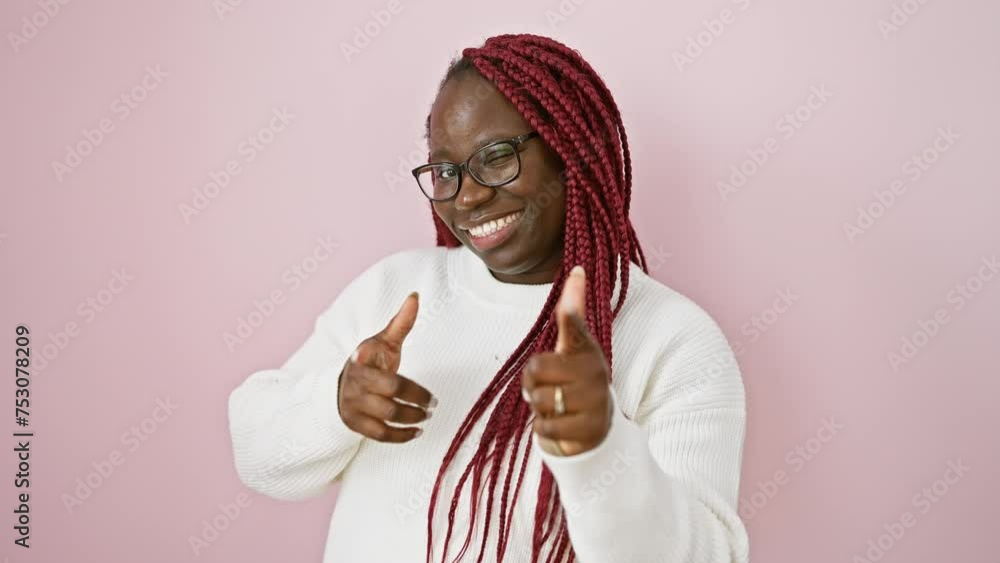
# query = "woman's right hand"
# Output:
<box><xmin>337</xmin><ymin>292</ymin><xmax>436</xmax><ymax>443</ymax></box>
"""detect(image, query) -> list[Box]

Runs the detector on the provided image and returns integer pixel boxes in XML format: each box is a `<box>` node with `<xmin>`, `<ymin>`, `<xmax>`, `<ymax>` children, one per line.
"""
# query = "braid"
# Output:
<box><xmin>424</xmin><ymin>34</ymin><xmax>646</xmax><ymax>563</ymax></box>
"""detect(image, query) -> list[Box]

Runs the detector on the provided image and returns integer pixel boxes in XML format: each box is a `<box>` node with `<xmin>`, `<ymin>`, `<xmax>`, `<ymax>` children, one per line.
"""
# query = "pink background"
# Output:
<box><xmin>2</xmin><ymin>0</ymin><xmax>998</xmax><ymax>561</ymax></box>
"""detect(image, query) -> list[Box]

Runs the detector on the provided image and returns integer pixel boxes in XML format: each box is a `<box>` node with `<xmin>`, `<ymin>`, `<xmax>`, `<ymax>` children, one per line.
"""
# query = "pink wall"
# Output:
<box><xmin>3</xmin><ymin>0</ymin><xmax>997</xmax><ymax>561</ymax></box>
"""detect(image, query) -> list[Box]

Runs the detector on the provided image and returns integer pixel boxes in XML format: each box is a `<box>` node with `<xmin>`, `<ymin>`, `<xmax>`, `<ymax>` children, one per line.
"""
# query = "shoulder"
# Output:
<box><xmin>614</xmin><ymin>264</ymin><xmax>743</xmax><ymax>419</ymax></box>
<box><xmin>316</xmin><ymin>246</ymin><xmax>450</xmax><ymax>314</ymax></box>
<box><xmin>617</xmin><ymin>264</ymin><xmax>728</xmax><ymax>345</ymax></box>
<box><xmin>360</xmin><ymin>246</ymin><xmax>450</xmax><ymax>276</ymax></box>
<box><xmin>312</xmin><ymin>246</ymin><xmax>454</xmax><ymax>342</ymax></box>
<box><xmin>345</xmin><ymin>246</ymin><xmax>452</xmax><ymax>292</ymax></box>
<box><xmin>326</xmin><ymin>245</ymin><xmax>454</xmax><ymax>318</ymax></box>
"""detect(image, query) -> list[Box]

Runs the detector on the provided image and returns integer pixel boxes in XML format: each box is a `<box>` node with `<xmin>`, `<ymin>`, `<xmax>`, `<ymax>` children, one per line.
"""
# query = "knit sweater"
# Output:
<box><xmin>227</xmin><ymin>244</ymin><xmax>749</xmax><ymax>563</ymax></box>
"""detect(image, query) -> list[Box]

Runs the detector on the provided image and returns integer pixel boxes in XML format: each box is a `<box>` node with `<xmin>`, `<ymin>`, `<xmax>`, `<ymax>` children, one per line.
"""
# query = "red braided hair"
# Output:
<box><xmin>424</xmin><ymin>34</ymin><xmax>648</xmax><ymax>563</ymax></box>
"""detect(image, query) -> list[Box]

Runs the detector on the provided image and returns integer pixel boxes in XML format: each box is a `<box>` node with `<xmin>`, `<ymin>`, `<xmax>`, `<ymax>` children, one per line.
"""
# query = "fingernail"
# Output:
<box><xmin>570</xmin><ymin>265</ymin><xmax>584</xmax><ymax>278</ymax></box>
<box><xmin>424</xmin><ymin>409</ymin><xmax>433</xmax><ymax>420</ymax></box>
<box><xmin>429</xmin><ymin>396</ymin><xmax>438</xmax><ymax>409</ymax></box>
<box><xmin>414</xmin><ymin>428</ymin><xmax>423</xmax><ymax>438</ymax></box>
<box><xmin>522</xmin><ymin>388</ymin><xmax>532</xmax><ymax>403</ymax></box>
<box><xmin>409</xmin><ymin>291</ymin><xmax>420</xmax><ymax>301</ymax></box>
<box><xmin>350</xmin><ymin>348</ymin><xmax>360</xmax><ymax>362</ymax></box>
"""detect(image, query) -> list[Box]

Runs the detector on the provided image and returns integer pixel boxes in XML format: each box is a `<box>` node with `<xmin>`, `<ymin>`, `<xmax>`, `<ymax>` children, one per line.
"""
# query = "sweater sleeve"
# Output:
<box><xmin>227</xmin><ymin>259</ymin><xmax>386</xmax><ymax>501</ymax></box>
<box><xmin>535</xmin><ymin>306</ymin><xmax>749</xmax><ymax>563</ymax></box>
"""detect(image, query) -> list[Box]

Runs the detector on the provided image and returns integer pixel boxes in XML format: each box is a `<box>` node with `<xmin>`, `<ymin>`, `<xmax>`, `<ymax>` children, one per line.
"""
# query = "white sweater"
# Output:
<box><xmin>228</xmin><ymin>244</ymin><xmax>749</xmax><ymax>563</ymax></box>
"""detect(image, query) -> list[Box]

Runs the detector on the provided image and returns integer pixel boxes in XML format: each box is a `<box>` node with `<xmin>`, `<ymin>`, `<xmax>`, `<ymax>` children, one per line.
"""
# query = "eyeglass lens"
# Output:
<box><xmin>417</xmin><ymin>142</ymin><xmax>519</xmax><ymax>200</ymax></box>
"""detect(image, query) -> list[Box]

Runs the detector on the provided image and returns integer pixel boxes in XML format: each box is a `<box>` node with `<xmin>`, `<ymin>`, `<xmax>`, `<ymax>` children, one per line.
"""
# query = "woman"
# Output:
<box><xmin>229</xmin><ymin>34</ymin><xmax>749</xmax><ymax>563</ymax></box>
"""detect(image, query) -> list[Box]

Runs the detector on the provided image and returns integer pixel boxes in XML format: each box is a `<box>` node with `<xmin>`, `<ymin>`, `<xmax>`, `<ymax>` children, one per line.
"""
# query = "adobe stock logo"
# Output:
<box><xmin>189</xmin><ymin>493</ymin><xmax>252</xmax><ymax>556</ymax></box>
<box><xmin>562</xmin><ymin>449</ymin><xmax>639</xmax><ymax>518</ymax></box>
<box><xmin>672</xmin><ymin>0</ymin><xmax>753</xmax><ymax>73</ymax></box>
<box><xmin>50</xmin><ymin>65</ymin><xmax>168</xmax><ymax>183</ymax></box>
<box><xmin>544</xmin><ymin>0</ymin><xmax>591</xmax><ymax>30</ymax></box>
<box><xmin>739</xmin><ymin>417</ymin><xmax>843</xmax><ymax>522</ymax></box>
<box><xmin>340</xmin><ymin>0</ymin><xmax>405</xmax><ymax>64</ymax></box>
<box><xmin>7</xmin><ymin>0</ymin><xmax>73</xmax><ymax>54</ymax></box>
<box><xmin>34</xmin><ymin>269</ymin><xmax>136</xmax><ymax>373</ymax></box>
<box><xmin>178</xmin><ymin>107</ymin><xmax>295</xmax><ymax>223</ymax></box>
<box><xmin>887</xmin><ymin>254</ymin><xmax>998</xmax><ymax>373</ymax></box>
<box><xmin>843</xmin><ymin>126</ymin><xmax>959</xmax><ymax>243</ymax></box>
<box><xmin>851</xmin><ymin>459</ymin><xmax>969</xmax><ymax>563</ymax></box>
<box><xmin>393</xmin><ymin>429</ymin><xmax>486</xmax><ymax>524</ymax></box>
<box><xmin>717</xmin><ymin>85</ymin><xmax>834</xmax><ymax>201</ymax></box>
<box><xmin>61</xmin><ymin>398</ymin><xmax>179</xmax><ymax>515</ymax></box>
<box><xmin>223</xmin><ymin>236</ymin><xmax>340</xmax><ymax>352</ymax></box>
<box><xmin>212</xmin><ymin>0</ymin><xmax>247</xmax><ymax>22</ymax></box>
<box><xmin>678</xmin><ymin>288</ymin><xmax>799</xmax><ymax>403</ymax></box>
<box><xmin>877</xmin><ymin>0</ymin><xmax>933</xmax><ymax>40</ymax></box>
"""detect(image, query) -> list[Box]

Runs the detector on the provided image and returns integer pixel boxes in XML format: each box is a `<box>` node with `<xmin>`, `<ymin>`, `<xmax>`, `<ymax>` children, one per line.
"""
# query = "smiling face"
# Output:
<box><xmin>428</xmin><ymin>71</ymin><xmax>567</xmax><ymax>284</ymax></box>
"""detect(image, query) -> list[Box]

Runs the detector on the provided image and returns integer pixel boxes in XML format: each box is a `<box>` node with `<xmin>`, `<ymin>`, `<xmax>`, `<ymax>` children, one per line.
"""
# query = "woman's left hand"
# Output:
<box><xmin>522</xmin><ymin>266</ymin><xmax>613</xmax><ymax>457</ymax></box>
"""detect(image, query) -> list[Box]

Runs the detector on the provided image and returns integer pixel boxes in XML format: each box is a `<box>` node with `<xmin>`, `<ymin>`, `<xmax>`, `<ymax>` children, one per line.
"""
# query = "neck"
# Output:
<box><xmin>490</xmin><ymin>247</ymin><xmax>564</xmax><ymax>285</ymax></box>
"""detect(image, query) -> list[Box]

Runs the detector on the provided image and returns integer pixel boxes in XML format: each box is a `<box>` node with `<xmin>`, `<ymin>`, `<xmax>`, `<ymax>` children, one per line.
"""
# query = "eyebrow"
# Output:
<box><xmin>429</xmin><ymin>134</ymin><xmax>509</xmax><ymax>162</ymax></box>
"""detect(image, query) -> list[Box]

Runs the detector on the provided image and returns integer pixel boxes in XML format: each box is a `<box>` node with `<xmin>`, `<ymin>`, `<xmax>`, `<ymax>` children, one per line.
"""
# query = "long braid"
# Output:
<box><xmin>424</xmin><ymin>34</ymin><xmax>647</xmax><ymax>563</ymax></box>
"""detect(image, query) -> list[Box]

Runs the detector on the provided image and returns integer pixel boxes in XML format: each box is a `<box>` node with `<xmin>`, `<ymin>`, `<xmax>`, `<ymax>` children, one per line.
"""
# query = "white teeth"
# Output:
<box><xmin>468</xmin><ymin>211</ymin><xmax>522</xmax><ymax>238</ymax></box>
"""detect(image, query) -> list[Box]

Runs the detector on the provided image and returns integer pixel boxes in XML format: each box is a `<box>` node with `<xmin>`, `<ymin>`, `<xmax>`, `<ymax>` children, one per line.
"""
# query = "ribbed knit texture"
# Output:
<box><xmin>228</xmin><ymin>245</ymin><xmax>749</xmax><ymax>563</ymax></box>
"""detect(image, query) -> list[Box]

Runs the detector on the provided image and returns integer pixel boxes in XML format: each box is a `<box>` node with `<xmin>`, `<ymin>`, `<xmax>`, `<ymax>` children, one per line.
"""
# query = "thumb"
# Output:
<box><xmin>380</xmin><ymin>291</ymin><xmax>420</xmax><ymax>349</ymax></box>
<box><xmin>555</xmin><ymin>266</ymin><xmax>590</xmax><ymax>354</ymax></box>
<box><xmin>351</xmin><ymin>338</ymin><xmax>387</xmax><ymax>370</ymax></box>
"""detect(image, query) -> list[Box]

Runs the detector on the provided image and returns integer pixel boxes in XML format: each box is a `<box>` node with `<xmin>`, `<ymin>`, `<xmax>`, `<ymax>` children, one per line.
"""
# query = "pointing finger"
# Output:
<box><xmin>522</xmin><ymin>353</ymin><xmax>583</xmax><ymax>389</ymax></box>
<box><xmin>352</xmin><ymin>337</ymin><xmax>388</xmax><ymax>370</ymax></box>
<box><xmin>348</xmin><ymin>361</ymin><xmax>435</xmax><ymax>407</ymax></box>
<box><xmin>350</xmin><ymin>414</ymin><xmax>424</xmax><ymax>443</ymax></box>
<box><xmin>356</xmin><ymin>393</ymin><xmax>431</xmax><ymax>425</ymax></box>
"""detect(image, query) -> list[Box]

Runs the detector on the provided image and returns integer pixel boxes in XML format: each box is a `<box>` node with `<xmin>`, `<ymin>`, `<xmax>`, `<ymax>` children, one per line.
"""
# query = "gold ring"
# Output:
<box><xmin>553</xmin><ymin>440</ymin><xmax>567</xmax><ymax>456</ymax></box>
<box><xmin>553</xmin><ymin>385</ymin><xmax>565</xmax><ymax>416</ymax></box>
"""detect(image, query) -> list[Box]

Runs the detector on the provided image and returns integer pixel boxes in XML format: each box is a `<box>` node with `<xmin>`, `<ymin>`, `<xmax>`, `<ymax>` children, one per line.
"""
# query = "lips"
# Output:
<box><xmin>464</xmin><ymin>211</ymin><xmax>523</xmax><ymax>238</ymax></box>
<box><xmin>461</xmin><ymin>210</ymin><xmax>524</xmax><ymax>251</ymax></box>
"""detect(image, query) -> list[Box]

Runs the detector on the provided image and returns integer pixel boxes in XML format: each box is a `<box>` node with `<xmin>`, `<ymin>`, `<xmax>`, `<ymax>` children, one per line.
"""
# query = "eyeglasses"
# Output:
<box><xmin>412</xmin><ymin>131</ymin><xmax>540</xmax><ymax>202</ymax></box>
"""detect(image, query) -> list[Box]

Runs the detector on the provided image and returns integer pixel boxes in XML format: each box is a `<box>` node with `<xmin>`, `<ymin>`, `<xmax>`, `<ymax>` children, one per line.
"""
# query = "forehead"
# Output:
<box><xmin>428</xmin><ymin>73</ymin><xmax>529</xmax><ymax>159</ymax></box>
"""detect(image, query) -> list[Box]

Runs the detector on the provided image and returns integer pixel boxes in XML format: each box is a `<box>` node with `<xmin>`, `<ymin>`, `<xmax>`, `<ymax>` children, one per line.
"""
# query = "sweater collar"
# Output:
<box><xmin>452</xmin><ymin>245</ymin><xmax>555</xmax><ymax>311</ymax></box>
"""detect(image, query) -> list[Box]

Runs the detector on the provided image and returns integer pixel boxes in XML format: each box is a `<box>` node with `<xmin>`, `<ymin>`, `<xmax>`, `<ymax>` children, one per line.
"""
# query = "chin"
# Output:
<box><xmin>466</xmin><ymin>242</ymin><xmax>526</xmax><ymax>273</ymax></box>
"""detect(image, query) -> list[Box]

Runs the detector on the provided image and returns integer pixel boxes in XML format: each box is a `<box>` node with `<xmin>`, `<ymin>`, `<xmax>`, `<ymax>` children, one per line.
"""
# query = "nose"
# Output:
<box><xmin>453</xmin><ymin>174</ymin><xmax>496</xmax><ymax>211</ymax></box>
